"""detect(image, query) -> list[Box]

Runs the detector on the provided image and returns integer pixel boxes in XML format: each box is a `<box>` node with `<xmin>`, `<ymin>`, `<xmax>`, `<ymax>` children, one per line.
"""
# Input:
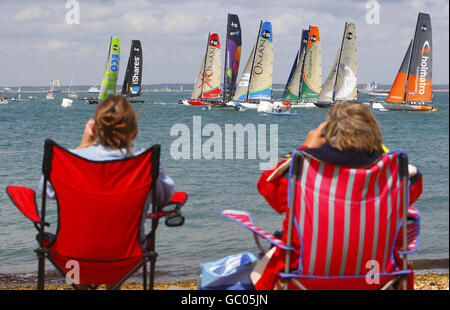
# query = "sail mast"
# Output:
<box><xmin>297</xmin><ymin>27</ymin><xmax>310</xmax><ymax>103</ymax></box>
<box><xmin>222</xmin><ymin>15</ymin><xmax>230</xmax><ymax>105</ymax></box>
<box><xmin>403</xmin><ymin>40</ymin><xmax>416</xmax><ymax>103</ymax></box>
<box><xmin>200</xmin><ymin>33</ymin><xmax>211</xmax><ymax>100</ymax></box>
<box><xmin>281</xmin><ymin>51</ymin><xmax>299</xmax><ymax>100</ymax></box>
<box><xmin>246</xmin><ymin>20</ymin><xmax>263</xmax><ymax>102</ymax></box>
<box><xmin>403</xmin><ymin>14</ymin><xmax>420</xmax><ymax>103</ymax></box>
<box><xmin>332</xmin><ymin>22</ymin><xmax>347</xmax><ymax>103</ymax></box>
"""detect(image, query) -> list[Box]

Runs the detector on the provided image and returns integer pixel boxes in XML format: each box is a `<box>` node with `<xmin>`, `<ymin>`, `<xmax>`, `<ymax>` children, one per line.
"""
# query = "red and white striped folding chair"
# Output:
<box><xmin>223</xmin><ymin>150</ymin><xmax>420</xmax><ymax>290</ymax></box>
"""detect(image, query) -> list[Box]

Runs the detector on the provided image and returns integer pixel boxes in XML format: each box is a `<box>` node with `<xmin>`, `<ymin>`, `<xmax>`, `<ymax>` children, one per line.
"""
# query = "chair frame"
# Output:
<box><xmin>281</xmin><ymin>151</ymin><xmax>411</xmax><ymax>290</ymax></box>
<box><xmin>8</xmin><ymin>139</ymin><xmax>187</xmax><ymax>290</ymax></box>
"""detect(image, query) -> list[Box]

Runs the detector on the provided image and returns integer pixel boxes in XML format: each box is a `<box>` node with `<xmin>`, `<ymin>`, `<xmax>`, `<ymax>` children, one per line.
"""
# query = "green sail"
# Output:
<box><xmin>99</xmin><ymin>37</ymin><xmax>120</xmax><ymax>100</ymax></box>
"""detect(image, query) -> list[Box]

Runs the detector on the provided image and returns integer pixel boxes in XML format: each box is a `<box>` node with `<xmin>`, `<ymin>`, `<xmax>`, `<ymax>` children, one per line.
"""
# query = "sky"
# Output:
<box><xmin>0</xmin><ymin>0</ymin><xmax>448</xmax><ymax>87</ymax></box>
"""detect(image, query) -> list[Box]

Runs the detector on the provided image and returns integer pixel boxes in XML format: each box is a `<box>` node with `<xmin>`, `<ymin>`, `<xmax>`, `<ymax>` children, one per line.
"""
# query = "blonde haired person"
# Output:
<box><xmin>39</xmin><ymin>95</ymin><xmax>175</xmax><ymax>289</ymax></box>
<box><xmin>254</xmin><ymin>101</ymin><xmax>423</xmax><ymax>290</ymax></box>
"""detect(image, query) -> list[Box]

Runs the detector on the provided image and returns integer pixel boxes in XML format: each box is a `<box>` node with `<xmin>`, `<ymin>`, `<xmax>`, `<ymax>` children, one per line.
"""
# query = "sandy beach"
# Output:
<box><xmin>0</xmin><ymin>273</ymin><xmax>447</xmax><ymax>290</ymax></box>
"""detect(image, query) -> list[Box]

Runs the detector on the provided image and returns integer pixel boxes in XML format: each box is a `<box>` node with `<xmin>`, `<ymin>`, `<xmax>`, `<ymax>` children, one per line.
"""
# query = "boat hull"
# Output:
<box><xmin>274</xmin><ymin>101</ymin><xmax>317</xmax><ymax>108</ymax></box>
<box><xmin>373</xmin><ymin>102</ymin><xmax>438</xmax><ymax>112</ymax></box>
<box><xmin>262</xmin><ymin>111</ymin><xmax>298</xmax><ymax>116</ymax></box>
<box><xmin>315</xmin><ymin>101</ymin><xmax>332</xmax><ymax>108</ymax></box>
<box><xmin>179</xmin><ymin>99</ymin><xmax>221</xmax><ymax>106</ymax></box>
<box><xmin>228</xmin><ymin>100</ymin><xmax>266</xmax><ymax>109</ymax></box>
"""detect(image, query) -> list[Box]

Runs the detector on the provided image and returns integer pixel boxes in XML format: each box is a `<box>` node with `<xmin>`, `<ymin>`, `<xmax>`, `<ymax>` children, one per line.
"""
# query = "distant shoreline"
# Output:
<box><xmin>2</xmin><ymin>88</ymin><xmax>449</xmax><ymax>94</ymax></box>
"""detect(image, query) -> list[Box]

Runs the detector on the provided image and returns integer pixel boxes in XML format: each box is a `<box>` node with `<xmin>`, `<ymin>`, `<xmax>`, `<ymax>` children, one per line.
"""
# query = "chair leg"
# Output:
<box><xmin>143</xmin><ymin>263</ymin><xmax>147</xmax><ymax>290</ymax></box>
<box><xmin>149</xmin><ymin>251</ymin><xmax>158</xmax><ymax>290</ymax></box>
<box><xmin>36</xmin><ymin>249</ymin><xmax>45</xmax><ymax>290</ymax></box>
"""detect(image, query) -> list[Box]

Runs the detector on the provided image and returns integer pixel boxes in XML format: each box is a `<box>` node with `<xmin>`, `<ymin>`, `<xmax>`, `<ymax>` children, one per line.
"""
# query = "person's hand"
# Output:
<box><xmin>303</xmin><ymin>121</ymin><xmax>327</xmax><ymax>149</ymax></box>
<box><xmin>76</xmin><ymin>118</ymin><xmax>96</xmax><ymax>149</ymax></box>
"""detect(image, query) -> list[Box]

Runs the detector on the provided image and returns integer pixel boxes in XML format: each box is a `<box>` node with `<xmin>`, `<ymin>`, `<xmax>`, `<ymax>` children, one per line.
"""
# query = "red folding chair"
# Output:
<box><xmin>6</xmin><ymin>139</ymin><xmax>188</xmax><ymax>290</ymax></box>
<box><xmin>222</xmin><ymin>150</ymin><xmax>420</xmax><ymax>290</ymax></box>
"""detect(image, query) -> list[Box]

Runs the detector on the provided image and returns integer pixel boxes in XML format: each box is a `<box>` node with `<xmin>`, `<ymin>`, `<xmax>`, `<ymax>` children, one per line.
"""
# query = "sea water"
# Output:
<box><xmin>0</xmin><ymin>91</ymin><xmax>448</xmax><ymax>282</ymax></box>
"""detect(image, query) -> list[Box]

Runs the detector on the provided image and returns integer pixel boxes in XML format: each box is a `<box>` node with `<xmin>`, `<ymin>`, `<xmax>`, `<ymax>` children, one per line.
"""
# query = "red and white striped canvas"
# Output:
<box><xmin>292</xmin><ymin>152</ymin><xmax>411</xmax><ymax>277</ymax></box>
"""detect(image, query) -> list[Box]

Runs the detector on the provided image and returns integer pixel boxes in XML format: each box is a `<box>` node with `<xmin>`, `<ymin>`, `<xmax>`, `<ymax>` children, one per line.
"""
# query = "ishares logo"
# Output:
<box><xmin>419</xmin><ymin>41</ymin><xmax>430</xmax><ymax>95</ymax></box>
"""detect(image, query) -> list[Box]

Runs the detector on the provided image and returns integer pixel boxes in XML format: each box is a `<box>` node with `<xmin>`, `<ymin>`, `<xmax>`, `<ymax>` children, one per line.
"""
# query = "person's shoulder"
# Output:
<box><xmin>70</xmin><ymin>145</ymin><xmax>123</xmax><ymax>161</ymax></box>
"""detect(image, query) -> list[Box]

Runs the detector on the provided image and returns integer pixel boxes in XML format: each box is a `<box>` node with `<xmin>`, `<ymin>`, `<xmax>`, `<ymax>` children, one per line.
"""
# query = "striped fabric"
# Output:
<box><xmin>291</xmin><ymin>152</ymin><xmax>415</xmax><ymax>277</ymax></box>
<box><xmin>222</xmin><ymin>210</ymin><xmax>293</xmax><ymax>251</ymax></box>
<box><xmin>404</xmin><ymin>206</ymin><xmax>420</xmax><ymax>253</ymax></box>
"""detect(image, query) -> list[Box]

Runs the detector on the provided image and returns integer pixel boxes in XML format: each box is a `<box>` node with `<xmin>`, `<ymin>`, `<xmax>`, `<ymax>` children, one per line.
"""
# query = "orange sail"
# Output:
<box><xmin>386</xmin><ymin>41</ymin><xmax>412</xmax><ymax>103</ymax></box>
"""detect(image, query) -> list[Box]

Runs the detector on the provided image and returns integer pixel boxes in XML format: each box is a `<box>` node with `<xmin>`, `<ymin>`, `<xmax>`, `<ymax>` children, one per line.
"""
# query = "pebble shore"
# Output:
<box><xmin>0</xmin><ymin>273</ymin><xmax>447</xmax><ymax>290</ymax></box>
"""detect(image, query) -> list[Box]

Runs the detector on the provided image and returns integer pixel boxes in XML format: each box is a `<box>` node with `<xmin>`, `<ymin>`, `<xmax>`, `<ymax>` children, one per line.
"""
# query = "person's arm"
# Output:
<box><xmin>153</xmin><ymin>164</ymin><xmax>175</xmax><ymax>207</ymax></box>
<box><xmin>408</xmin><ymin>164</ymin><xmax>422</xmax><ymax>206</ymax></box>
<box><xmin>258</xmin><ymin>159</ymin><xmax>290</xmax><ymax>214</ymax></box>
<box><xmin>38</xmin><ymin>176</ymin><xmax>56</xmax><ymax>199</ymax></box>
<box><xmin>76</xmin><ymin>118</ymin><xmax>97</xmax><ymax>149</ymax></box>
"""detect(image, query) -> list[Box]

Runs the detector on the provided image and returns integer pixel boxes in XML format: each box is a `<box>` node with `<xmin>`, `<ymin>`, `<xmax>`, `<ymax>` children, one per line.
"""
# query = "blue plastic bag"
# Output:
<box><xmin>198</xmin><ymin>252</ymin><xmax>257</xmax><ymax>290</ymax></box>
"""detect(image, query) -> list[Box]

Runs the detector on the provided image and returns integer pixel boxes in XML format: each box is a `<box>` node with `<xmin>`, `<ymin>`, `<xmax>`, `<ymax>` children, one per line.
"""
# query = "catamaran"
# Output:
<box><xmin>87</xmin><ymin>36</ymin><xmax>120</xmax><ymax>104</ymax></box>
<box><xmin>227</xmin><ymin>20</ymin><xmax>273</xmax><ymax>109</ymax></box>
<box><xmin>272</xmin><ymin>26</ymin><xmax>322</xmax><ymax>109</ymax></box>
<box><xmin>179</xmin><ymin>33</ymin><xmax>222</xmax><ymax>106</ymax></box>
<box><xmin>372</xmin><ymin>12</ymin><xmax>436</xmax><ymax>112</ymax></box>
<box><xmin>316</xmin><ymin>22</ymin><xmax>357</xmax><ymax>108</ymax></box>
<box><xmin>121</xmin><ymin>40</ymin><xmax>144</xmax><ymax>103</ymax></box>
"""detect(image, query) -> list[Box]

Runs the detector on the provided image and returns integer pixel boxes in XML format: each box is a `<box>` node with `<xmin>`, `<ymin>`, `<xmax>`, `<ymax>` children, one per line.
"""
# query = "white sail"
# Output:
<box><xmin>248</xmin><ymin>23</ymin><xmax>273</xmax><ymax>100</ymax></box>
<box><xmin>191</xmin><ymin>33</ymin><xmax>222</xmax><ymax>99</ymax></box>
<box><xmin>286</xmin><ymin>50</ymin><xmax>304</xmax><ymax>99</ymax></box>
<box><xmin>318</xmin><ymin>23</ymin><xmax>357</xmax><ymax>103</ymax></box>
<box><xmin>191</xmin><ymin>52</ymin><xmax>206</xmax><ymax>99</ymax></box>
<box><xmin>232</xmin><ymin>21</ymin><xmax>273</xmax><ymax>101</ymax></box>
<box><xmin>318</xmin><ymin>48</ymin><xmax>339</xmax><ymax>102</ymax></box>
<box><xmin>334</xmin><ymin>23</ymin><xmax>357</xmax><ymax>101</ymax></box>
<box><xmin>232</xmin><ymin>46</ymin><xmax>255</xmax><ymax>100</ymax></box>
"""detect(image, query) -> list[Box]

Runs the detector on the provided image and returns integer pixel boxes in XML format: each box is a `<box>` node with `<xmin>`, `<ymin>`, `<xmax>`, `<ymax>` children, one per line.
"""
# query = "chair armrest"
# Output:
<box><xmin>221</xmin><ymin>209</ymin><xmax>294</xmax><ymax>251</ymax></box>
<box><xmin>147</xmin><ymin>191</ymin><xmax>188</xmax><ymax>219</ymax></box>
<box><xmin>6</xmin><ymin>186</ymin><xmax>42</xmax><ymax>225</ymax></box>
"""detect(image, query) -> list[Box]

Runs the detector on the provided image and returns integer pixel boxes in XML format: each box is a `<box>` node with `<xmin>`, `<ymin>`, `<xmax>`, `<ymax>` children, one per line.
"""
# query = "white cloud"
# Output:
<box><xmin>31</xmin><ymin>40</ymin><xmax>72</xmax><ymax>53</ymax></box>
<box><xmin>13</xmin><ymin>5</ymin><xmax>50</xmax><ymax>21</ymax></box>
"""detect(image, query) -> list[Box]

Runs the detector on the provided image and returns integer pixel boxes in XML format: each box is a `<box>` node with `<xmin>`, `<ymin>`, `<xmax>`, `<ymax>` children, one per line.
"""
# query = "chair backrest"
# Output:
<box><xmin>42</xmin><ymin>139</ymin><xmax>160</xmax><ymax>261</ymax></box>
<box><xmin>288</xmin><ymin>151</ymin><xmax>408</xmax><ymax>278</ymax></box>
